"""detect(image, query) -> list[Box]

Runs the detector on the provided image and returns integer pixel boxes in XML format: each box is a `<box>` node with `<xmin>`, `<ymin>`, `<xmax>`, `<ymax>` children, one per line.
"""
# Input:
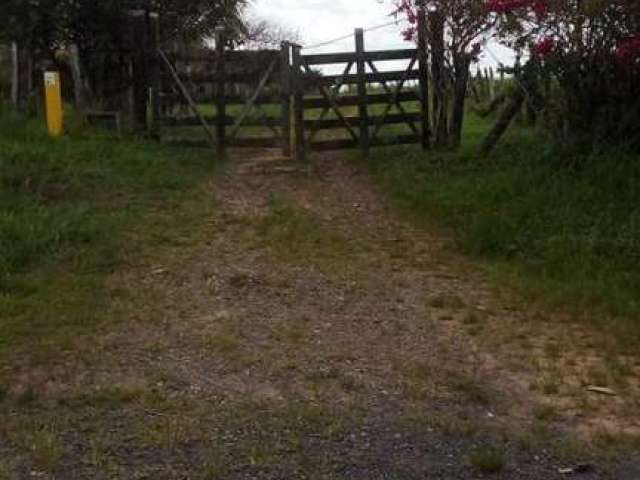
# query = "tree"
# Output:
<box><xmin>394</xmin><ymin>0</ymin><xmax>495</xmax><ymax>148</ymax></box>
<box><xmin>1</xmin><ymin>0</ymin><xmax>248</xmax><ymax>111</ymax></box>
<box><xmin>237</xmin><ymin>19</ymin><xmax>301</xmax><ymax>50</ymax></box>
<box><xmin>487</xmin><ymin>0</ymin><xmax>640</xmax><ymax>151</ymax></box>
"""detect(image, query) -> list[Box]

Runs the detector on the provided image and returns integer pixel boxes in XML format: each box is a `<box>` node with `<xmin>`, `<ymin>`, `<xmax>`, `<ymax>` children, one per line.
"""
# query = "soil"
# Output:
<box><xmin>1</xmin><ymin>149</ymin><xmax>638</xmax><ymax>479</ymax></box>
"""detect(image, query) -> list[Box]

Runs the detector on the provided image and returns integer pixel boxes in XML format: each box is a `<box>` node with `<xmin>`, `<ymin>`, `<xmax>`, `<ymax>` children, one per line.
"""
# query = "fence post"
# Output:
<box><xmin>280</xmin><ymin>42</ymin><xmax>292</xmax><ymax>157</ymax></box>
<box><xmin>10</xmin><ymin>42</ymin><xmax>19</xmax><ymax>109</ymax></box>
<box><xmin>429</xmin><ymin>10</ymin><xmax>447</xmax><ymax>148</ymax></box>
<box><xmin>215</xmin><ymin>30</ymin><xmax>227</xmax><ymax>158</ymax></box>
<box><xmin>488</xmin><ymin>66</ymin><xmax>496</xmax><ymax>101</ymax></box>
<box><xmin>128</xmin><ymin>9</ymin><xmax>149</xmax><ymax>131</ymax></box>
<box><xmin>417</xmin><ymin>4</ymin><xmax>430</xmax><ymax>150</ymax></box>
<box><xmin>355</xmin><ymin>28</ymin><xmax>369</xmax><ymax>157</ymax></box>
<box><xmin>291</xmin><ymin>44</ymin><xmax>305</xmax><ymax>162</ymax></box>
<box><xmin>147</xmin><ymin>11</ymin><xmax>161</xmax><ymax>136</ymax></box>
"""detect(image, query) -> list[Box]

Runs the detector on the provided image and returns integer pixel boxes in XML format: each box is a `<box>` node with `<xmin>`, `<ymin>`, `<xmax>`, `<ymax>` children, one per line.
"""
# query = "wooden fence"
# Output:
<box><xmin>291</xmin><ymin>20</ymin><xmax>430</xmax><ymax>160</ymax></box>
<box><xmin>151</xmin><ymin>7</ymin><xmax>430</xmax><ymax>160</ymax></box>
<box><xmin>155</xmin><ymin>39</ymin><xmax>291</xmax><ymax>158</ymax></box>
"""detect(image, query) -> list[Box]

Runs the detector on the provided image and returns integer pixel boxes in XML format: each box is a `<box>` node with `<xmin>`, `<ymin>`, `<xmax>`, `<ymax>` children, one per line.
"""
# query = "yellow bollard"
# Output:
<box><xmin>44</xmin><ymin>70</ymin><xmax>64</xmax><ymax>137</ymax></box>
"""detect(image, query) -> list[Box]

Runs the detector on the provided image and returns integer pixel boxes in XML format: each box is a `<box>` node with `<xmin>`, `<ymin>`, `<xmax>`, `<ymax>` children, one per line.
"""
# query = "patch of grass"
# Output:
<box><xmin>0</xmin><ymin>111</ymin><xmax>214</xmax><ymax>359</ymax></box>
<box><xmin>59</xmin><ymin>384</ymin><xmax>145</xmax><ymax>409</ymax></box>
<box><xmin>467</xmin><ymin>445</ymin><xmax>507</xmax><ymax>473</ymax></box>
<box><xmin>428</xmin><ymin>294</ymin><xmax>465</xmax><ymax>310</ymax></box>
<box><xmin>256</xmin><ymin>196</ymin><xmax>351</xmax><ymax>264</ymax></box>
<box><xmin>139</xmin><ymin>414</ymin><xmax>196</xmax><ymax>449</ymax></box>
<box><xmin>449</xmin><ymin>373</ymin><xmax>491</xmax><ymax>406</ymax></box>
<box><xmin>540</xmin><ymin>374</ymin><xmax>561</xmax><ymax>395</ymax></box>
<box><xmin>22</xmin><ymin>424</ymin><xmax>63</xmax><ymax>473</ymax></box>
<box><xmin>371</xmin><ymin>112</ymin><xmax>640</xmax><ymax>349</ymax></box>
<box><xmin>397</xmin><ymin>360</ymin><xmax>433</xmax><ymax>401</ymax></box>
<box><xmin>532</xmin><ymin>404</ymin><xmax>559</xmax><ymax>422</ymax></box>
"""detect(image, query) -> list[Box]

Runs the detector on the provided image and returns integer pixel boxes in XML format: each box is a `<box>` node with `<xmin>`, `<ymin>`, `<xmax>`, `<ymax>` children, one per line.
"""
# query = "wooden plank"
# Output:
<box><xmin>224</xmin><ymin>94</ymin><xmax>282</xmax><ymax>106</ymax></box>
<box><xmin>303</xmin><ymin>91</ymin><xmax>420</xmax><ymax>109</ymax></box>
<box><xmin>215</xmin><ymin>31</ymin><xmax>226</xmax><ymax>158</ymax></box>
<box><xmin>159</xmin><ymin>116</ymin><xmax>280</xmax><ymax>128</ymax></box>
<box><xmin>304</xmin><ymin>113</ymin><xmax>422</xmax><ymax>130</ymax></box>
<box><xmin>148</xmin><ymin>14</ymin><xmax>161</xmax><ymax>135</ymax></box>
<box><xmin>157</xmin><ymin>49</ymin><xmax>217</xmax><ymax>149</ymax></box>
<box><xmin>229</xmin><ymin>137</ymin><xmax>282</xmax><ymax>148</ymax></box>
<box><xmin>166</xmin><ymin>50</ymin><xmax>279</xmax><ymax>64</ymax></box>
<box><xmin>292</xmin><ymin>45</ymin><xmax>306</xmax><ymax>162</ymax></box>
<box><xmin>309</xmin><ymin>138</ymin><xmax>359</xmax><ymax>151</ymax></box>
<box><xmin>162</xmin><ymin>69</ymin><xmax>419</xmax><ymax>86</ymax></box>
<box><xmin>303</xmin><ymin>69</ymin><xmax>420</xmax><ymax>87</ymax></box>
<box><xmin>355</xmin><ymin>28</ymin><xmax>369</xmax><ymax>157</ymax></box>
<box><xmin>371</xmin><ymin>134</ymin><xmax>421</xmax><ymax>147</ymax></box>
<box><xmin>163</xmin><ymin>137</ymin><xmax>282</xmax><ymax>149</ymax></box>
<box><xmin>280</xmin><ymin>42</ymin><xmax>292</xmax><ymax>157</ymax></box>
<box><xmin>303</xmin><ymin>48</ymin><xmax>417</xmax><ymax>66</ymax></box>
<box><xmin>163</xmin><ymin>139</ymin><xmax>211</xmax><ymax>149</ymax></box>
<box><xmin>11</xmin><ymin>42</ymin><xmax>19</xmax><ymax>108</ymax></box>
<box><xmin>417</xmin><ymin>6</ymin><xmax>431</xmax><ymax>149</ymax></box>
<box><xmin>161</xmin><ymin>71</ymin><xmax>281</xmax><ymax>84</ymax></box>
<box><xmin>310</xmin><ymin>134</ymin><xmax>420</xmax><ymax>151</ymax></box>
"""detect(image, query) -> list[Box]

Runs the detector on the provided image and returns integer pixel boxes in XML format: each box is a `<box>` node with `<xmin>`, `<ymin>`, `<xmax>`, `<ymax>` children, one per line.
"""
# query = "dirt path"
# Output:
<box><xmin>1</xmin><ymin>150</ymin><xmax>639</xmax><ymax>479</ymax></box>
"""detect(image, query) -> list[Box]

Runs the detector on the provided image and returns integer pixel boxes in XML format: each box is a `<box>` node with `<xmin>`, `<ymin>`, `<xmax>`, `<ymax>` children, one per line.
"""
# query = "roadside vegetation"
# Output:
<box><xmin>0</xmin><ymin>111</ymin><xmax>214</xmax><ymax>358</ymax></box>
<box><xmin>371</xmin><ymin>113</ymin><xmax>640</xmax><ymax>347</ymax></box>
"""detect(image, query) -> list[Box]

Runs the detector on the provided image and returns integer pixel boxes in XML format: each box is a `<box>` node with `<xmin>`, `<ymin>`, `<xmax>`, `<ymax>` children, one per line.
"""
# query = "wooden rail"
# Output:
<box><xmin>151</xmin><ymin>10</ymin><xmax>430</xmax><ymax>159</ymax></box>
<box><xmin>291</xmin><ymin>10</ymin><xmax>430</xmax><ymax>159</ymax></box>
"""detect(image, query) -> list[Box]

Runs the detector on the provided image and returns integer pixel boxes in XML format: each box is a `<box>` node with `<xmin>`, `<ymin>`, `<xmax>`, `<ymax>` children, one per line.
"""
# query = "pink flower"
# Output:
<box><xmin>534</xmin><ymin>36</ymin><xmax>555</xmax><ymax>56</ymax></box>
<box><xmin>532</xmin><ymin>0</ymin><xmax>547</xmax><ymax>19</ymax></box>
<box><xmin>616</xmin><ymin>35</ymin><xmax>640</xmax><ymax>65</ymax></box>
<box><xmin>402</xmin><ymin>27</ymin><xmax>417</xmax><ymax>42</ymax></box>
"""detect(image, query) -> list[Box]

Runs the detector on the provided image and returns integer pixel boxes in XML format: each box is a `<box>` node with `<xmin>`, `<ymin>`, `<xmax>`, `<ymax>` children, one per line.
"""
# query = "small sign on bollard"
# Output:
<box><xmin>44</xmin><ymin>70</ymin><xmax>64</xmax><ymax>137</ymax></box>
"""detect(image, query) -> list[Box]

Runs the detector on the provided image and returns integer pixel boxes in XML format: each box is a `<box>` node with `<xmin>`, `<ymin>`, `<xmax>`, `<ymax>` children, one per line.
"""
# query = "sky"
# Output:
<box><xmin>247</xmin><ymin>0</ymin><xmax>516</xmax><ymax>71</ymax></box>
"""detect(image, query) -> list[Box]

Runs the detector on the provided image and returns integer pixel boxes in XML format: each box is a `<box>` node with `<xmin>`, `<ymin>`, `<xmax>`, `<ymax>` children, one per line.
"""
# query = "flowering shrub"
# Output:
<box><xmin>616</xmin><ymin>35</ymin><xmax>640</xmax><ymax>65</ymax></box>
<box><xmin>394</xmin><ymin>0</ymin><xmax>640</xmax><ymax>150</ymax></box>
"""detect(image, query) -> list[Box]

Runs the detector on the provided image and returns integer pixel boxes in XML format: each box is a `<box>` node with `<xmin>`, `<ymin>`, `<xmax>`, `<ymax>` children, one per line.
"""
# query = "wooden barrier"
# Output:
<box><xmin>151</xmin><ymin>8</ymin><xmax>431</xmax><ymax>160</ymax></box>
<box><xmin>292</xmin><ymin>7</ymin><xmax>430</xmax><ymax>160</ymax></box>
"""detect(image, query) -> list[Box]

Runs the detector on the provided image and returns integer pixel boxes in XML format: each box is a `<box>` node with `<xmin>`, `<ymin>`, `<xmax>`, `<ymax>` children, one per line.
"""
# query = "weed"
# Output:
<box><xmin>449</xmin><ymin>373</ymin><xmax>491</xmax><ymax>406</ymax></box>
<box><xmin>256</xmin><ymin>197</ymin><xmax>350</xmax><ymax>265</ymax></box>
<box><xmin>540</xmin><ymin>374</ymin><xmax>561</xmax><ymax>395</ymax></box>
<box><xmin>468</xmin><ymin>445</ymin><xmax>506</xmax><ymax>473</ymax></box>
<box><xmin>139</xmin><ymin>414</ymin><xmax>195</xmax><ymax>449</ymax></box>
<box><xmin>26</xmin><ymin>425</ymin><xmax>63</xmax><ymax>472</ymax></box>
<box><xmin>60</xmin><ymin>385</ymin><xmax>145</xmax><ymax>409</ymax></box>
<box><xmin>532</xmin><ymin>404</ymin><xmax>559</xmax><ymax>422</ymax></box>
<box><xmin>200</xmin><ymin>446</ymin><xmax>229</xmax><ymax>479</ymax></box>
<box><xmin>15</xmin><ymin>386</ymin><xmax>38</xmax><ymax>406</ymax></box>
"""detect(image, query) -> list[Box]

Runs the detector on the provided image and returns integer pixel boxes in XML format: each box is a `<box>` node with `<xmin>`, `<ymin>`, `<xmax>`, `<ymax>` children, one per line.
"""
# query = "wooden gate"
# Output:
<box><xmin>153</xmin><ymin>35</ymin><xmax>291</xmax><ymax>158</ymax></box>
<box><xmin>291</xmin><ymin>21</ymin><xmax>430</xmax><ymax>161</ymax></box>
<box><xmin>144</xmin><ymin>15</ymin><xmax>430</xmax><ymax>160</ymax></box>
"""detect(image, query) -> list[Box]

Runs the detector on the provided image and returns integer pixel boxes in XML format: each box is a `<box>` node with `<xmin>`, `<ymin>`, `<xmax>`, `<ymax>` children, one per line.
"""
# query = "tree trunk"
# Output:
<box><xmin>449</xmin><ymin>53</ymin><xmax>470</xmax><ymax>149</ymax></box>
<box><xmin>11</xmin><ymin>42</ymin><xmax>19</xmax><ymax>109</ymax></box>
<box><xmin>69</xmin><ymin>44</ymin><xmax>89</xmax><ymax>113</ymax></box>
<box><xmin>479</xmin><ymin>89</ymin><xmax>525</xmax><ymax>155</ymax></box>
<box><xmin>429</xmin><ymin>11</ymin><xmax>448</xmax><ymax>148</ymax></box>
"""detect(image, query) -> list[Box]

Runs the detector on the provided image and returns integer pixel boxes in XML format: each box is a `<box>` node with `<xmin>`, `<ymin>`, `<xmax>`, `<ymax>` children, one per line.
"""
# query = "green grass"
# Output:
<box><xmin>0</xmin><ymin>111</ymin><xmax>215</xmax><ymax>358</ymax></box>
<box><xmin>370</xmin><ymin>112</ymin><xmax>640</xmax><ymax>348</ymax></box>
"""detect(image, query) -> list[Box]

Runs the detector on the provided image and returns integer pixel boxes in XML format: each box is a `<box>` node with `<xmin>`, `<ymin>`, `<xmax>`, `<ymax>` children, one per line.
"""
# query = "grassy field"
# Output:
<box><xmin>370</xmin><ymin>113</ymin><xmax>640</xmax><ymax>348</ymax></box>
<box><xmin>0</xmin><ymin>112</ymin><xmax>215</xmax><ymax>359</ymax></box>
